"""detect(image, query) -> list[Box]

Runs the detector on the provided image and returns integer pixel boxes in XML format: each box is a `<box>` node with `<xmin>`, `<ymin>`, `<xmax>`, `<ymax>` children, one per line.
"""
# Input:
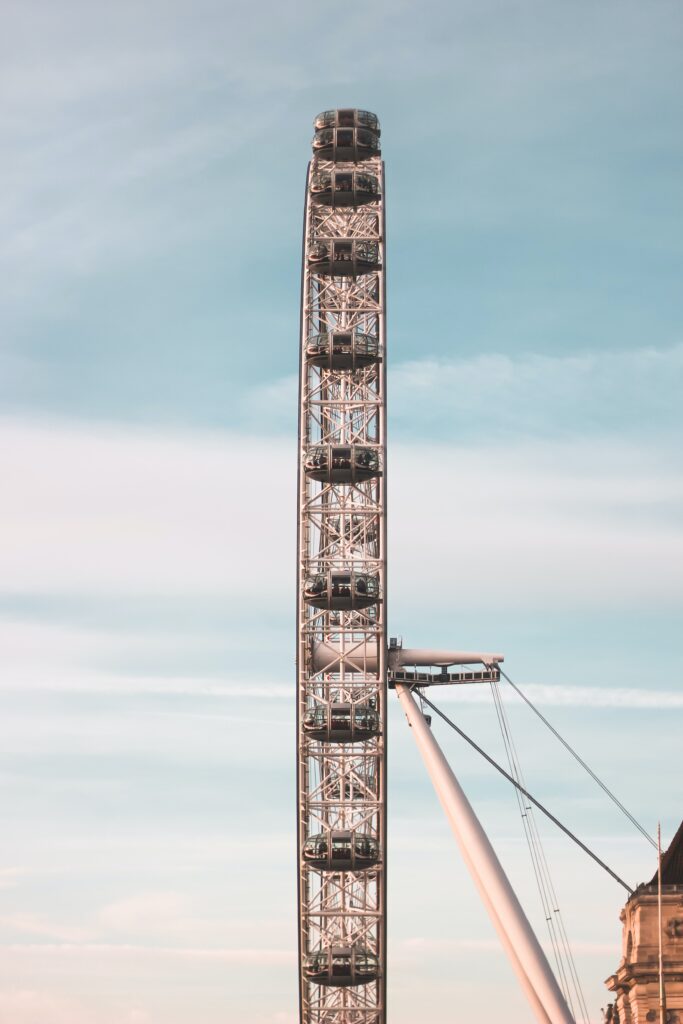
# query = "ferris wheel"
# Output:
<box><xmin>294</xmin><ymin>108</ymin><xmax>643</xmax><ymax>1024</ymax></box>
<box><xmin>296</xmin><ymin>108</ymin><xmax>387</xmax><ymax>1024</ymax></box>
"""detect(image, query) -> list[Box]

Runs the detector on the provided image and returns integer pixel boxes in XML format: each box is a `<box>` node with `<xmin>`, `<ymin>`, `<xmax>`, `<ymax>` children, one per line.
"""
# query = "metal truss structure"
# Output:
<box><xmin>292</xmin><ymin>106</ymin><xmax>591</xmax><ymax>1024</ymax></box>
<box><xmin>296</xmin><ymin>110</ymin><xmax>386</xmax><ymax>1024</ymax></box>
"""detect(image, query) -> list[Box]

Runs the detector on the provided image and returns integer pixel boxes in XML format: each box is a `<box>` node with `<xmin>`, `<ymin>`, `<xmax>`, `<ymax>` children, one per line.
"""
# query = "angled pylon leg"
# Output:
<box><xmin>396</xmin><ymin>683</ymin><xmax>574</xmax><ymax>1024</ymax></box>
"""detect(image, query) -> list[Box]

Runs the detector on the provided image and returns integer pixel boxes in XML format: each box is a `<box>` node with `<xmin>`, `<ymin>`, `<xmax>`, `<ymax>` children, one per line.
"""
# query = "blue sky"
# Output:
<box><xmin>1</xmin><ymin>1</ymin><xmax>682</xmax><ymax>1022</ymax></box>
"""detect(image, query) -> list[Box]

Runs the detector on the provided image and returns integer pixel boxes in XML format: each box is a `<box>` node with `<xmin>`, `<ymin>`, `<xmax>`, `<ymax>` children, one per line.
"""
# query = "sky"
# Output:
<box><xmin>1</xmin><ymin>1</ymin><xmax>682</xmax><ymax>1022</ymax></box>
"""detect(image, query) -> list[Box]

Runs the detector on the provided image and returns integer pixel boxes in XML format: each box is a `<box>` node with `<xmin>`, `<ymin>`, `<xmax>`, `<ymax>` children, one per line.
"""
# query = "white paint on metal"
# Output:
<box><xmin>392</xmin><ymin>648</ymin><xmax>504</xmax><ymax>668</ymax></box>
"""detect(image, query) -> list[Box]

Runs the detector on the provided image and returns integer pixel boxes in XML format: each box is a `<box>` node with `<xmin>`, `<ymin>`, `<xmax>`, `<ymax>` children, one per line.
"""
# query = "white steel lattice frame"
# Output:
<box><xmin>297</xmin><ymin>154</ymin><xmax>387</xmax><ymax>1024</ymax></box>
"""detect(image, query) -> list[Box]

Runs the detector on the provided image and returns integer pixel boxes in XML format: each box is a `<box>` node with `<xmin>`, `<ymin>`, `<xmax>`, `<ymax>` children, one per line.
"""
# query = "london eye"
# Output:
<box><xmin>297</xmin><ymin>108</ymin><xmax>387</xmax><ymax>1024</ymax></box>
<box><xmin>294</xmin><ymin>108</ymin><xmax>658</xmax><ymax>1024</ymax></box>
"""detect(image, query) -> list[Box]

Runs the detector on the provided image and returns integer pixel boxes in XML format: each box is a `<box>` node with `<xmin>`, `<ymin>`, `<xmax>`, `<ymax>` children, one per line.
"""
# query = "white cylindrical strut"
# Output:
<box><xmin>426</xmin><ymin>777</ymin><xmax>554</xmax><ymax>1024</ymax></box>
<box><xmin>396</xmin><ymin>683</ymin><xmax>574</xmax><ymax>1024</ymax></box>
<box><xmin>394</xmin><ymin>648</ymin><xmax>504</xmax><ymax>668</ymax></box>
<box><xmin>472</xmin><ymin>884</ymin><xmax>552</xmax><ymax>1024</ymax></box>
<box><xmin>313</xmin><ymin>641</ymin><xmax>504</xmax><ymax>674</ymax></box>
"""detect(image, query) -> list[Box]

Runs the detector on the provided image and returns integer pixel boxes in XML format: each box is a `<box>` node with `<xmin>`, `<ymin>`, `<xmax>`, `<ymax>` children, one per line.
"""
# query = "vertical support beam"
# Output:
<box><xmin>395</xmin><ymin>683</ymin><xmax>574</xmax><ymax>1024</ymax></box>
<box><xmin>658</xmin><ymin>823</ymin><xmax>667</xmax><ymax>1024</ymax></box>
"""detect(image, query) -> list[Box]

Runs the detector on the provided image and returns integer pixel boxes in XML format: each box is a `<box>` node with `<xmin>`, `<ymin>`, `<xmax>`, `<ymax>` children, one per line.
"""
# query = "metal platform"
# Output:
<box><xmin>388</xmin><ymin>666</ymin><xmax>500</xmax><ymax>688</ymax></box>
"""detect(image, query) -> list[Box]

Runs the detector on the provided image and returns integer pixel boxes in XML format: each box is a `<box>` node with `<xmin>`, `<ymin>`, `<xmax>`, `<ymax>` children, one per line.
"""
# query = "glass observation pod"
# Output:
<box><xmin>303</xmin><ymin>946</ymin><xmax>380</xmax><ymax>987</ymax></box>
<box><xmin>304</xmin><ymin>445</ymin><xmax>382</xmax><ymax>484</ymax></box>
<box><xmin>314</xmin><ymin>109</ymin><xmax>380</xmax><ymax>132</ymax></box>
<box><xmin>306</xmin><ymin>331</ymin><xmax>381</xmax><ymax>371</ymax></box>
<box><xmin>302</xmin><ymin>830</ymin><xmax>380</xmax><ymax>871</ymax></box>
<box><xmin>302</xmin><ymin>702</ymin><xmax>381</xmax><ymax>742</ymax></box>
<box><xmin>310</xmin><ymin>169</ymin><xmax>380</xmax><ymax>208</ymax></box>
<box><xmin>308</xmin><ymin>240</ymin><xmax>380</xmax><ymax>277</ymax></box>
<box><xmin>304</xmin><ymin>571</ymin><xmax>380</xmax><ymax>610</ymax></box>
<box><xmin>312</xmin><ymin>109</ymin><xmax>380</xmax><ymax>163</ymax></box>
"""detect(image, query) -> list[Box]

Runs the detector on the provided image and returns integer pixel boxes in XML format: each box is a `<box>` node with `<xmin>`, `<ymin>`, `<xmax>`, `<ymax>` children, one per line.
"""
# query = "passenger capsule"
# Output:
<box><xmin>303</xmin><ymin>946</ymin><xmax>380</xmax><ymax>987</ymax></box>
<box><xmin>312</xmin><ymin>109</ymin><xmax>380</xmax><ymax>162</ymax></box>
<box><xmin>304</xmin><ymin>445</ymin><xmax>381</xmax><ymax>484</ymax></box>
<box><xmin>303</xmin><ymin>703</ymin><xmax>381</xmax><ymax>742</ymax></box>
<box><xmin>314</xmin><ymin>109</ymin><xmax>380</xmax><ymax>133</ymax></box>
<box><xmin>303</xmin><ymin>830</ymin><xmax>380</xmax><ymax>871</ymax></box>
<box><xmin>308</xmin><ymin>239</ymin><xmax>380</xmax><ymax>277</ymax></box>
<box><xmin>310</xmin><ymin>169</ymin><xmax>380</xmax><ymax>208</ymax></box>
<box><xmin>304</xmin><ymin>571</ymin><xmax>380</xmax><ymax>610</ymax></box>
<box><xmin>306</xmin><ymin>331</ymin><xmax>381</xmax><ymax>370</ymax></box>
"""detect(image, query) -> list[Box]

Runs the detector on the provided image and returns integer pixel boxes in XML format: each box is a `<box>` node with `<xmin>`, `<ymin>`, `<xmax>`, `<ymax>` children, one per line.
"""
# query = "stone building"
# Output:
<box><xmin>605</xmin><ymin>820</ymin><xmax>683</xmax><ymax>1023</ymax></box>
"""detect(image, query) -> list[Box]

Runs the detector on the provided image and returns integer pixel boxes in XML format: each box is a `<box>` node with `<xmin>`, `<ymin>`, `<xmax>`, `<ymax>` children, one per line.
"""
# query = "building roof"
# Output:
<box><xmin>650</xmin><ymin>819</ymin><xmax>683</xmax><ymax>885</ymax></box>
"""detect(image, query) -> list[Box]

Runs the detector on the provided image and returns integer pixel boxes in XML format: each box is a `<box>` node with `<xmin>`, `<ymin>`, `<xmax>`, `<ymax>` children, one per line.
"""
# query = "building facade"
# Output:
<box><xmin>605</xmin><ymin>821</ymin><xmax>683</xmax><ymax>1024</ymax></box>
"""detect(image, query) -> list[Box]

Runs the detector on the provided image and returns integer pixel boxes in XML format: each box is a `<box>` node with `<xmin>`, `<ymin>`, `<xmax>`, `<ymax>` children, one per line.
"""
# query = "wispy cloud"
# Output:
<box><xmin>0</xmin><ymin>914</ymin><xmax>95</xmax><ymax>943</ymax></box>
<box><xmin>435</xmin><ymin>683</ymin><xmax>683</xmax><ymax>710</ymax></box>
<box><xmin>1</xmin><ymin>941</ymin><xmax>294</xmax><ymax>962</ymax></box>
<box><xmin>499</xmin><ymin>683</ymin><xmax>683</xmax><ymax>710</ymax></box>
<box><xmin>99</xmin><ymin>892</ymin><xmax>190</xmax><ymax>933</ymax></box>
<box><xmin>0</xmin><ymin>417</ymin><xmax>293</xmax><ymax>596</ymax></box>
<box><xmin>2</xmin><ymin>416</ymin><xmax>681</xmax><ymax>611</ymax></box>
<box><xmin>393</xmin><ymin>441</ymin><xmax>683</xmax><ymax>610</ymax></box>
<box><xmin>390</xmin><ymin>343</ymin><xmax>683</xmax><ymax>441</ymax></box>
<box><xmin>400</xmin><ymin>934</ymin><xmax>499</xmax><ymax>953</ymax></box>
<box><xmin>0</xmin><ymin>867</ymin><xmax>30</xmax><ymax>891</ymax></box>
<box><xmin>0</xmin><ymin>990</ymin><xmax>147</xmax><ymax>1024</ymax></box>
<box><xmin>398</xmin><ymin>934</ymin><xmax>614</xmax><ymax>957</ymax></box>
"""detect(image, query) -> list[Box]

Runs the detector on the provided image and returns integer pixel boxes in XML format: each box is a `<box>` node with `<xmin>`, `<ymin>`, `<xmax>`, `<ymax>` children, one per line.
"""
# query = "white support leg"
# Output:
<box><xmin>396</xmin><ymin>683</ymin><xmax>574</xmax><ymax>1024</ymax></box>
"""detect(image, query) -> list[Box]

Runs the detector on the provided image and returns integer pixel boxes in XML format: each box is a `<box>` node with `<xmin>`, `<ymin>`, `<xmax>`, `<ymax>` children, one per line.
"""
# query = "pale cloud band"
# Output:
<box><xmin>1</xmin><ymin>413</ymin><xmax>681</xmax><ymax>608</ymax></box>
